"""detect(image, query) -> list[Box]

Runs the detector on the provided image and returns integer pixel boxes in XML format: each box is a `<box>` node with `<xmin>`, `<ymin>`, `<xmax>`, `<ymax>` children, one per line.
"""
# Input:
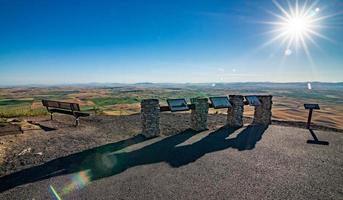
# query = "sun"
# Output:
<box><xmin>285</xmin><ymin>15</ymin><xmax>311</xmax><ymax>36</ymax></box>
<box><xmin>261</xmin><ymin>0</ymin><xmax>334</xmax><ymax>61</ymax></box>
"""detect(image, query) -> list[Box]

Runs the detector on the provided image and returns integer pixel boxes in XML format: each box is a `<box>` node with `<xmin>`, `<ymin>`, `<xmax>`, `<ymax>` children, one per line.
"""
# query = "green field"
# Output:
<box><xmin>0</xmin><ymin>84</ymin><xmax>342</xmax><ymax>121</ymax></box>
<box><xmin>0</xmin><ymin>99</ymin><xmax>33</xmax><ymax>106</ymax></box>
<box><xmin>91</xmin><ymin>97</ymin><xmax>140</xmax><ymax>106</ymax></box>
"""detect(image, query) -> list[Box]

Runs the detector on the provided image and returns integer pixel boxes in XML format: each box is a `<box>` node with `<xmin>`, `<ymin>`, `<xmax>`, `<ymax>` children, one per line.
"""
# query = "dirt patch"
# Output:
<box><xmin>0</xmin><ymin>123</ymin><xmax>22</xmax><ymax>137</ymax></box>
<box><xmin>0</xmin><ymin>113</ymin><xmax>229</xmax><ymax>176</ymax></box>
<box><xmin>0</xmin><ymin>113</ymin><xmax>340</xmax><ymax>177</ymax></box>
<box><xmin>0</xmin><ymin>114</ymin><xmax>139</xmax><ymax>176</ymax></box>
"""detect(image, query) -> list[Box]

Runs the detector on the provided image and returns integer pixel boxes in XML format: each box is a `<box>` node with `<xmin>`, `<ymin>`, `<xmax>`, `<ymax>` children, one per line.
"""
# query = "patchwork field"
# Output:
<box><xmin>0</xmin><ymin>83</ymin><xmax>342</xmax><ymax>130</ymax></box>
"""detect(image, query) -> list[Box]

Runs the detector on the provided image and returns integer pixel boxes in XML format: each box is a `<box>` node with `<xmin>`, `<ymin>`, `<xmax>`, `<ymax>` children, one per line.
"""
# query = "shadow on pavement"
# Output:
<box><xmin>27</xmin><ymin>121</ymin><xmax>57</xmax><ymax>132</ymax></box>
<box><xmin>307</xmin><ymin>129</ymin><xmax>329</xmax><ymax>145</ymax></box>
<box><xmin>0</xmin><ymin>124</ymin><xmax>268</xmax><ymax>192</ymax></box>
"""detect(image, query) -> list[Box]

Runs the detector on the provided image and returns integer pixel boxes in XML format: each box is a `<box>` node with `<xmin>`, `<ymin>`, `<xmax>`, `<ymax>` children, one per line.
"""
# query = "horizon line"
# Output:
<box><xmin>1</xmin><ymin>81</ymin><xmax>343</xmax><ymax>88</ymax></box>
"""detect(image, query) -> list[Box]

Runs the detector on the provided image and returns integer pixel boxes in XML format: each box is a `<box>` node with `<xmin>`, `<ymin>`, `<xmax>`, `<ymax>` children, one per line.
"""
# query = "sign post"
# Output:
<box><xmin>304</xmin><ymin>104</ymin><xmax>320</xmax><ymax>129</ymax></box>
<box><xmin>304</xmin><ymin>103</ymin><xmax>328</xmax><ymax>145</ymax></box>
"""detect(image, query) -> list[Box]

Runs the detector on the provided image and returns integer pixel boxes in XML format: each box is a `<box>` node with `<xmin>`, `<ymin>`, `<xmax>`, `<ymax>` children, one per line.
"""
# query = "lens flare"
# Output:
<box><xmin>49</xmin><ymin>170</ymin><xmax>92</xmax><ymax>199</ymax></box>
<box><xmin>61</xmin><ymin>170</ymin><xmax>91</xmax><ymax>195</ymax></box>
<box><xmin>49</xmin><ymin>185</ymin><xmax>62</xmax><ymax>200</ymax></box>
<box><xmin>260</xmin><ymin>0</ymin><xmax>341</xmax><ymax>63</ymax></box>
<box><xmin>284</xmin><ymin>49</ymin><xmax>292</xmax><ymax>56</ymax></box>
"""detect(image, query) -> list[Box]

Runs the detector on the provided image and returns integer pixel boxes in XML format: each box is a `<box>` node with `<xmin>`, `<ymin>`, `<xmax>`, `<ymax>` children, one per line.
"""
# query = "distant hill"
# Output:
<box><xmin>1</xmin><ymin>82</ymin><xmax>343</xmax><ymax>90</ymax></box>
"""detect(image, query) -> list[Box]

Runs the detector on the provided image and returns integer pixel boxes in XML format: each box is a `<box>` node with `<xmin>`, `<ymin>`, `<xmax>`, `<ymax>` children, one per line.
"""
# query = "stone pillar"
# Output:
<box><xmin>227</xmin><ymin>95</ymin><xmax>244</xmax><ymax>127</ymax></box>
<box><xmin>253</xmin><ymin>95</ymin><xmax>273</xmax><ymax>125</ymax></box>
<box><xmin>141</xmin><ymin>99</ymin><xmax>160</xmax><ymax>138</ymax></box>
<box><xmin>190</xmin><ymin>98</ymin><xmax>209</xmax><ymax>131</ymax></box>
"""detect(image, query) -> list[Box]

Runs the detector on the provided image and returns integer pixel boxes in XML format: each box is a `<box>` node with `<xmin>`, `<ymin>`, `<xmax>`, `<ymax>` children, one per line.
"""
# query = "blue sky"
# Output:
<box><xmin>0</xmin><ymin>0</ymin><xmax>342</xmax><ymax>85</ymax></box>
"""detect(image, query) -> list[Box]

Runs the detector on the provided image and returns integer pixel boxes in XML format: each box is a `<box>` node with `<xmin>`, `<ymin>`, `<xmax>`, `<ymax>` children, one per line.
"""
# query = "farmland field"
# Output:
<box><xmin>0</xmin><ymin>82</ymin><xmax>342</xmax><ymax>129</ymax></box>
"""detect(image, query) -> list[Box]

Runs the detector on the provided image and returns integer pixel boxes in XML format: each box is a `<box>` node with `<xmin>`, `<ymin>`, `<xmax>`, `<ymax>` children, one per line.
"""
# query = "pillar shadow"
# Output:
<box><xmin>232</xmin><ymin>124</ymin><xmax>268</xmax><ymax>151</ymax></box>
<box><xmin>307</xmin><ymin>129</ymin><xmax>329</xmax><ymax>145</ymax></box>
<box><xmin>0</xmin><ymin>134</ymin><xmax>149</xmax><ymax>192</ymax></box>
<box><xmin>164</xmin><ymin>125</ymin><xmax>268</xmax><ymax>167</ymax></box>
<box><xmin>0</xmin><ymin>125</ymin><xmax>268</xmax><ymax>192</ymax></box>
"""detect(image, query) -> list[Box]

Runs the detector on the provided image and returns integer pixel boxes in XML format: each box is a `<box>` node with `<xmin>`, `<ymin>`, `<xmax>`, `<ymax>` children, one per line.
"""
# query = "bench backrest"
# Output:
<box><xmin>42</xmin><ymin>100</ymin><xmax>80</xmax><ymax>111</ymax></box>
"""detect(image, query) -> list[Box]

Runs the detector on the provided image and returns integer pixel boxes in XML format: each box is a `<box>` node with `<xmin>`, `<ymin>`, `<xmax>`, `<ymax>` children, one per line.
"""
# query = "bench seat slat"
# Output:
<box><xmin>42</xmin><ymin>100</ymin><xmax>80</xmax><ymax>111</ymax></box>
<box><xmin>49</xmin><ymin>108</ymin><xmax>90</xmax><ymax>117</ymax></box>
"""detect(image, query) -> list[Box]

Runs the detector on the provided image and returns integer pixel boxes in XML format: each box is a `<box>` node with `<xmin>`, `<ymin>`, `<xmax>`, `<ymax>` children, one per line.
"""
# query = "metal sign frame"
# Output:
<box><xmin>167</xmin><ymin>99</ymin><xmax>190</xmax><ymax>112</ymax></box>
<box><xmin>304</xmin><ymin>104</ymin><xmax>320</xmax><ymax>110</ymax></box>
<box><xmin>209</xmin><ymin>96</ymin><xmax>232</xmax><ymax>109</ymax></box>
<box><xmin>245</xmin><ymin>96</ymin><xmax>261</xmax><ymax>106</ymax></box>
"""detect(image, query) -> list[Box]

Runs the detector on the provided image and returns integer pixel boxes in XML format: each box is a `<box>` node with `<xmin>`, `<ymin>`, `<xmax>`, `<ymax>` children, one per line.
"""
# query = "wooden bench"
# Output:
<box><xmin>42</xmin><ymin>100</ymin><xmax>90</xmax><ymax>126</ymax></box>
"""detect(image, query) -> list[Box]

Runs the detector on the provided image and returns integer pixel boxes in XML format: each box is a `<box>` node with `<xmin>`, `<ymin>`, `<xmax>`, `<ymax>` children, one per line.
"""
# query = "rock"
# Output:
<box><xmin>18</xmin><ymin>147</ymin><xmax>32</xmax><ymax>156</ymax></box>
<box><xmin>20</xmin><ymin>160</ymin><xmax>27</xmax><ymax>166</ymax></box>
<box><xmin>10</xmin><ymin>119</ymin><xmax>21</xmax><ymax>123</ymax></box>
<box><xmin>34</xmin><ymin>152</ymin><xmax>43</xmax><ymax>156</ymax></box>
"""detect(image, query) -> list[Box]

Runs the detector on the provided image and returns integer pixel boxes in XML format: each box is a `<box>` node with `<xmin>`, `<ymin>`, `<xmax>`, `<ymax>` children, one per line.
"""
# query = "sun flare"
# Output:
<box><xmin>262</xmin><ymin>0</ymin><xmax>337</xmax><ymax>61</ymax></box>
<box><xmin>284</xmin><ymin>15</ymin><xmax>311</xmax><ymax>36</ymax></box>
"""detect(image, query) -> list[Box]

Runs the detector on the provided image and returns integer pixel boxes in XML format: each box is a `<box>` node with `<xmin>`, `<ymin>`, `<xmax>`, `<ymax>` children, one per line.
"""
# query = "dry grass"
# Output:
<box><xmin>0</xmin><ymin>106</ymin><xmax>48</xmax><ymax>118</ymax></box>
<box><xmin>1</xmin><ymin>86</ymin><xmax>343</xmax><ymax>130</ymax></box>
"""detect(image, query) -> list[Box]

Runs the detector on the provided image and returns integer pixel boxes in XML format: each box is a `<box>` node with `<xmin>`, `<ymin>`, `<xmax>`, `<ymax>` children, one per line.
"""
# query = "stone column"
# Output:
<box><xmin>253</xmin><ymin>95</ymin><xmax>273</xmax><ymax>125</ymax></box>
<box><xmin>190</xmin><ymin>98</ymin><xmax>209</xmax><ymax>131</ymax></box>
<box><xmin>141</xmin><ymin>99</ymin><xmax>160</xmax><ymax>138</ymax></box>
<box><xmin>227</xmin><ymin>95</ymin><xmax>244</xmax><ymax>127</ymax></box>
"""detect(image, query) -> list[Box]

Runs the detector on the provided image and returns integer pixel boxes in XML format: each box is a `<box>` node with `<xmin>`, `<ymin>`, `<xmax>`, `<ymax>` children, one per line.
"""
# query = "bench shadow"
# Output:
<box><xmin>27</xmin><ymin>121</ymin><xmax>57</xmax><ymax>132</ymax></box>
<box><xmin>0</xmin><ymin>125</ymin><xmax>268</xmax><ymax>192</ymax></box>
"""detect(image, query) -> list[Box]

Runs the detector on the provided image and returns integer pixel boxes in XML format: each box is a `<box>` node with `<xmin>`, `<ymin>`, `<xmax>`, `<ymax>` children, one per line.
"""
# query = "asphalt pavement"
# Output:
<box><xmin>0</xmin><ymin>125</ymin><xmax>342</xmax><ymax>200</ymax></box>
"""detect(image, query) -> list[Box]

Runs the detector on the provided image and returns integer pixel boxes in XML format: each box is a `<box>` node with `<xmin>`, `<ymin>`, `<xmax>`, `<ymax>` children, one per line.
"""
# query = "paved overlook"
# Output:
<box><xmin>0</xmin><ymin>124</ymin><xmax>342</xmax><ymax>200</ymax></box>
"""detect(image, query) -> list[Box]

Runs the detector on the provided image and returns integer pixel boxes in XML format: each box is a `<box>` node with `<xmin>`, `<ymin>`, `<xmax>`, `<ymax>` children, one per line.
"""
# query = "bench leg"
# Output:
<box><xmin>50</xmin><ymin>112</ymin><xmax>53</xmax><ymax>120</ymax></box>
<box><xmin>75</xmin><ymin>117</ymin><xmax>80</xmax><ymax>126</ymax></box>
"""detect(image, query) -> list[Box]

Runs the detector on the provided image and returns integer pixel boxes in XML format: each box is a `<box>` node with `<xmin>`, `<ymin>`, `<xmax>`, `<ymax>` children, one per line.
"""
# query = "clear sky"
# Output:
<box><xmin>0</xmin><ymin>0</ymin><xmax>342</xmax><ymax>85</ymax></box>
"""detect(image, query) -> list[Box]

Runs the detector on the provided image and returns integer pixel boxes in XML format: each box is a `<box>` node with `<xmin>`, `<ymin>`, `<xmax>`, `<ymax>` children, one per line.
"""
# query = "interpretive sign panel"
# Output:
<box><xmin>167</xmin><ymin>99</ymin><xmax>190</xmax><ymax>112</ymax></box>
<box><xmin>245</xmin><ymin>96</ymin><xmax>261</xmax><ymax>106</ymax></box>
<box><xmin>209</xmin><ymin>96</ymin><xmax>232</xmax><ymax>109</ymax></box>
<box><xmin>304</xmin><ymin>104</ymin><xmax>320</xmax><ymax>110</ymax></box>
